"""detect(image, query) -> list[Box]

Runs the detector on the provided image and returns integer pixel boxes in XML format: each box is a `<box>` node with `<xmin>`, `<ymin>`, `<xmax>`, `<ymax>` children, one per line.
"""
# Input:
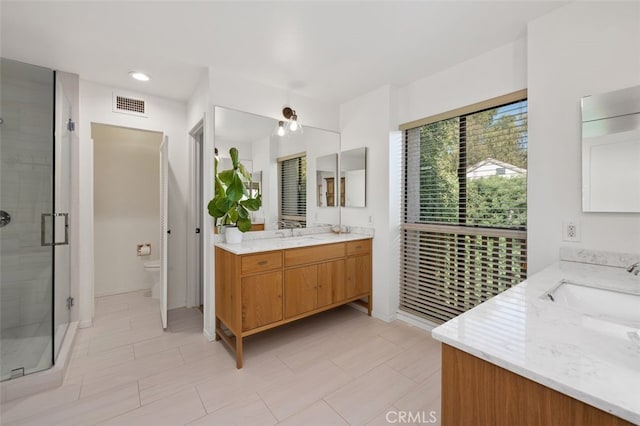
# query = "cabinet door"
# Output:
<box><xmin>241</xmin><ymin>271</ymin><xmax>283</xmax><ymax>331</ymax></box>
<box><xmin>318</xmin><ymin>259</ymin><xmax>345</xmax><ymax>306</ymax></box>
<box><xmin>284</xmin><ymin>265</ymin><xmax>318</xmax><ymax>318</ymax></box>
<box><xmin>346</xmin><ymin>254</ymin><xmax>371</xmax><ymax>299</ymax></box>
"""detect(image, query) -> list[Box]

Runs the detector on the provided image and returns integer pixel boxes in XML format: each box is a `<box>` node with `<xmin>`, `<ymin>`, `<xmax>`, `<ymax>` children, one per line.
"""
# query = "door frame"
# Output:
<box><xmin>187</xmin><ymin>119</ymin><xmax>204</xmax><ymax>308</ymax></box>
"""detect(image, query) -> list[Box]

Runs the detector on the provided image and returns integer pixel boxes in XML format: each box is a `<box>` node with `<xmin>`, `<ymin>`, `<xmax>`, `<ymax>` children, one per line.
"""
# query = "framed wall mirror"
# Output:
<box><xmin>316</xmin><ymin>153</ymin><xmax>338</xmax><ymax>207</ymax></box>
<box><xmin>214</xmin><ymin>106</ymin><xmax>341</xmax><ymax>229</ymax></box>
<box><xmin>581</xmin><ymin>85</ymin><xmax>640</xmax><ymax>213</ymax></box>
<box><xmin>340</xmin><ymin>147</ymin><xmax>367</xmax><ymax>208</ymax></box>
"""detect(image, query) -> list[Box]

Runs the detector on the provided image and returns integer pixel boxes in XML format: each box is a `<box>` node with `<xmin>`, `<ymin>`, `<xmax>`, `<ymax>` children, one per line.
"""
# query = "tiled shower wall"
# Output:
<box><xmin>0</xmin><ymin>61</ymin><xmax>54</xmax><ymax>332</ymax></box>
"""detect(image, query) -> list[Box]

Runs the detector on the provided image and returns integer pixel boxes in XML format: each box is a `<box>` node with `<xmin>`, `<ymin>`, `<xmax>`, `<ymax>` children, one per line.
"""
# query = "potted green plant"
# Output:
<box><xmin>208</xmin><ymin>147</ymin><xmax>262</xmax><ymax>243</ymax></box>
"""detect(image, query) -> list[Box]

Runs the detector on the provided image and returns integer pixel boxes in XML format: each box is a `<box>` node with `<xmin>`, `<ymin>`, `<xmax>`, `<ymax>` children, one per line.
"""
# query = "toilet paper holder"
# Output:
<box><xmin>137</xmin><ymin>243</ymin><xmax>151</xmax><ymax>256</ymax></box>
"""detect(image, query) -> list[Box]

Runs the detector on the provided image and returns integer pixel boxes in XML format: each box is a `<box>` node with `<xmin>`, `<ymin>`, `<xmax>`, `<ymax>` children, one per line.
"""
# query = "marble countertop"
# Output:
<box><xmin>215</xmin><ymin>232</ymin><xmax>372</xmax><ymax>255</ymax></box>
<box><xmin>432</xmin><ymin>260</ymin><xmax>640</xmax><ymax>424</ymax></box>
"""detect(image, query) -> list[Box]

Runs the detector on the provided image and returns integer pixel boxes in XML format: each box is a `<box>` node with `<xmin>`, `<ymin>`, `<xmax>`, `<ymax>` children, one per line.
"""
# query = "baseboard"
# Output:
<box><xmin>78</xmin><ymin>320</ymin><xmax>93</xmax><ymax>329</ymax></box>
<box><xmin>395</xmin><ymin>311</ymin><xmax>440</xmax><ymax>332</ymax></box>
<box><xmin>95</xmin><ymin>286</ymin><xmax>151</xmax><ymax>298</ymax></box>
<box><xmin>347</xmin><ymin>302</ymin><xmax>397</xmax><ymax>323</ymax></box>
<box><xmin>202</xmin><ymin>327</ymin><xmax>215</xmax><ymax>342</ymax></box>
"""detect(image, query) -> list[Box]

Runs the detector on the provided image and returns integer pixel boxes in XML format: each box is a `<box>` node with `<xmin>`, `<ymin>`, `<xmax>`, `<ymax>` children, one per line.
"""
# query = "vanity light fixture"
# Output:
<box><xmin>283</xmin><ymin>107</ymin><xmax>303</xmax><ymax>135</ymax></box>
<box><xmin>129</xmin><ymin>71</ymin><xmax>151</xmax><ymax>82</ymax></box>
<box><xmin>275</xmin><ymin>107</ymin><xmax>303</xmax><ymax>137</ymax></box>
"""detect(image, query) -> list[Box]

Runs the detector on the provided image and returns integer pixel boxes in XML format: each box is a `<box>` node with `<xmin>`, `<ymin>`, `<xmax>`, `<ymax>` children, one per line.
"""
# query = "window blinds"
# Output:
<box><xmin>278</xmin><ymin>154</ymin><xmax>307</xmax><ymax>225</ymax></box>
<box><xmin>400</xmin><ymin>96</ymin><xmax>528</xmax><ymax>324</ymax></box>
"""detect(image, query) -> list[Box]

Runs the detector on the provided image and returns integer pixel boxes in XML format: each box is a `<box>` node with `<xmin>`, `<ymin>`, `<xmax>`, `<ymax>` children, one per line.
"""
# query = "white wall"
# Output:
<box><xmin>527</xmin><ymin>2</ymin><xmax>640</xmax><ymax>274</ymax></box>
<box><xmin>340</xmin><ymin>86</ymin><xmax>396</xmax><ymax>321</ymax></box>
<box><xmin>186</xmin><ymin>72</ymin><xmax>215</xmax><ymax>338</ymax></box>
<box><xmin>93</xmin><ymin>125</ymin><xmax>162</xmax><ymax>296</ymax></box>
<box><xmin>79</xmin><ymin>80</ymin><xmax>189</xmax><ymax>325</ymax></box>
<box><xmin>397</xmin><ymin>38</ymin><xmax>527</xmax><ymax>124</ymax></box>
<box><xmin>209</xmin><ymin>70</ymin><xmax>339</xmax><ymax>132</ymax></box>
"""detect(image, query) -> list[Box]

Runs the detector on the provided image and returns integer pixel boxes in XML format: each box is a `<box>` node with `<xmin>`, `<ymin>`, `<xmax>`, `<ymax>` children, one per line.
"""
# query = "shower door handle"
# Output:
<box><xmin>41</xmin><ymin>213</ymin><xmax>69</xmax><ymax>246</ymax></box>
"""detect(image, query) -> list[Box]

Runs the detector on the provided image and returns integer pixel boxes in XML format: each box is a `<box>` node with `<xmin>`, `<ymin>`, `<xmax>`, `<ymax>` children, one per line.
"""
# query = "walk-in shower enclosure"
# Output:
<box><xmin>0</xmin><ymin>58</ymin><xmax>73</xmax><ymax>381</ymax></box>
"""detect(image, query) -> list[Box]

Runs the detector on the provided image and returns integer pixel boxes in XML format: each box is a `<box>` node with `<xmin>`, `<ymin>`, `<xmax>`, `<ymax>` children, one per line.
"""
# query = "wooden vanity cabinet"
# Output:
<box><xmin>241</xmin><ymin>271</ymin><xmax>282</xmax><ymax>330</ymax></box>
<box><xmin>442</xmin><ymin>344</ymin><xmax>633</xmax><ymax>426</ymax></box>
<box><xmin>284</xmin><ymin>261</ymin><xmax>346</xmax><ymax>318</ymax></box>
<box><xmin>345</xmin><ymin>240</ymin><xmax>371</xmax><ymax>299</ymax></box>
<box><xmin>215</xmin><ymin>238</ymin><xmax>372</xmax><ymax>368</ymax></box>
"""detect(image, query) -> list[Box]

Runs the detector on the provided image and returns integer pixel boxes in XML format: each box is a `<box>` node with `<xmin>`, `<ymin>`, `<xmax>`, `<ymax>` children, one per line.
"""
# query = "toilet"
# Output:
<box><xmin>143</xmin><ymin>260</ymin><xmax>161</xmax><ymax>299</ymax></box>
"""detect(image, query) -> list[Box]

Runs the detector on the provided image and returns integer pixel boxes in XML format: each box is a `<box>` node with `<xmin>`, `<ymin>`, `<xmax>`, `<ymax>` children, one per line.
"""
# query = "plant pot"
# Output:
<box><xmin>224</xmin><ymin>226</ymin><xmax>243</xmax><ymax>244</ymax></box>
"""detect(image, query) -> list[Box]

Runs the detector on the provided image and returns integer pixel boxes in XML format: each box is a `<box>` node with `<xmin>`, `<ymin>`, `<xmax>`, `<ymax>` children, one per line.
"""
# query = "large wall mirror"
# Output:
<box><xmin>581</xmin><ymin>85</ymin><xmax>640</xmax><ymax>212</ymax></box>
<box><xmin>316</xmin><ymin>153</ymin><xmax>338</xmax><ymax>207</ymax></box>
<box><xmin>340</xmin><ymin>147</ymin><xmax>367</xmax><ymax>208</ymax></box>
<box><xmin>214</xmin><ymin>106</ymin><xmax>341</xmax><ymax>229</ymax></box>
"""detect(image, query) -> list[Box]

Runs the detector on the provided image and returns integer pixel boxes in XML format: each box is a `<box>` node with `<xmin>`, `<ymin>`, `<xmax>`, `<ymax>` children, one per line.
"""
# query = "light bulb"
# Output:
<box><xmin>289</xmin><ymin>119</ymin><xmax>298</xmax><ymax>132</ymax></box>
<box><xmin>277</xmin><ymin>121</ymin><xmax>286</xmax><ymax>136</ymax></box>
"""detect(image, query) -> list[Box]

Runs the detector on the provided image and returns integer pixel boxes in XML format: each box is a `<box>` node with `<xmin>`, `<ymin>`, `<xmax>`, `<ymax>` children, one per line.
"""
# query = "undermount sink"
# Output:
<box><xmin>542</xmin><ymin>280</ymin><xmax>640</xmax><ymax>326</ymax></box>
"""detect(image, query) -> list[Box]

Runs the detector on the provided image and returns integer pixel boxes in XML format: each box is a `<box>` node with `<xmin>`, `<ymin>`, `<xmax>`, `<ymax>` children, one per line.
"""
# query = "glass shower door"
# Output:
<box><xmin>0</xmin><ymin>58</ymin><xmax>55</xmax><ymax>380</ymax></box>
<box><xmin>53</xmin><ymin>75</ymin><xmax>72</xmax><ymax>360</ymax></box>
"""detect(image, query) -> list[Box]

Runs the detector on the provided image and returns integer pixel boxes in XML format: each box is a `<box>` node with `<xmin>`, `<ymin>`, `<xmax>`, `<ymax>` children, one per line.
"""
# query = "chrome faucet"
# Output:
<box><xmin>627</xmin><ymin>262</ymin><xmax>640</xmax><ymax>276</ymax></box>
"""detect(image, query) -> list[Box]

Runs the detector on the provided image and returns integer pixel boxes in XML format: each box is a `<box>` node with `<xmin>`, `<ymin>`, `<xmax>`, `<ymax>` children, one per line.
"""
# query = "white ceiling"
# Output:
<box><xmin>0</xmin><ymin>1</ymin><xmax>567</xmax><ymax>104</ymax></box>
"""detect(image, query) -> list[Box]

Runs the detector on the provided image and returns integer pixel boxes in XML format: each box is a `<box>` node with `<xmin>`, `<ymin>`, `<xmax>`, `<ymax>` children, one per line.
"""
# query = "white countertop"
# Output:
<box><xmin>432</xmin><ymin>260</ymin><xmax>640</xmax><ymax>424</ymax></box>
<box><xmin>215</xmin><ymin>232</ymin><xmax>372</xmax><ymax>255</ymax></box>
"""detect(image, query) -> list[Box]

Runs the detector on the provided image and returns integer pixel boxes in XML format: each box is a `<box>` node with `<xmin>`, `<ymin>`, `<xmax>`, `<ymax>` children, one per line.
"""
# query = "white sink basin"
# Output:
<box><xmin>543</xmin><ymin>280</ymin><xmax>640</xmax><ymax>326</ymax></box>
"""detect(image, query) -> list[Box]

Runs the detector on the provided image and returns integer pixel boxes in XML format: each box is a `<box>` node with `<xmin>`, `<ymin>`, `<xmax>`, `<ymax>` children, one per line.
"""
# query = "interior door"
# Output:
<box><xmin>160</xmin><ymin>136</ymin><xmax>168</xmax><ymax>329</ymax></box>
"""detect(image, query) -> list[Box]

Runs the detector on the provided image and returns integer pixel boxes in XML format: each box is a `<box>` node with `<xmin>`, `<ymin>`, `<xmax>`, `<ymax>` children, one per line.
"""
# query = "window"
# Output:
<box><xmin>400</xmin><ymin>91</ymin><xmax>528</xmax><ymax>324</ymax></box>
<box><xmin>278</xmin><ymin>153</ymin><xmax>307</xmax><ymax>227</ymax></box>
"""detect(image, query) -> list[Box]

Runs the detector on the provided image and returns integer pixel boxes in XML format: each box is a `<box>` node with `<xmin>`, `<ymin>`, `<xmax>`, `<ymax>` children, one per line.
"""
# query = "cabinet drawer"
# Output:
<box><xmin>241</xmin><ymin>251</ymin><xmax>282</xmax><ymax>275</ymax></box>
<box><xmin>284</xmin><ymin>243</ymin><xmax>345</xmax><ymax>267</ymax></box>
<box><xmin>346</xmin><ymin>239</ymin><xmax>370</xmax><ymax>256</ymax></box>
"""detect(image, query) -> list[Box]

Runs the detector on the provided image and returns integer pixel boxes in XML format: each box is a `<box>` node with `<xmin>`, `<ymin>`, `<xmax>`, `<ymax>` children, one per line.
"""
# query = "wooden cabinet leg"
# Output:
<box><xmin>215</xmin><ymin>317</ymin><xmax>221</xmax><ymax>341</ymax></box>
<box><xmin>236</xmin><ymin>335</ymin><xmax>243</xmax><ymax>369</ymax></box>
<box><xmin>368</xmin><ymin>296</ymin><xmax>372</xmax><ymax>316</ymax></box>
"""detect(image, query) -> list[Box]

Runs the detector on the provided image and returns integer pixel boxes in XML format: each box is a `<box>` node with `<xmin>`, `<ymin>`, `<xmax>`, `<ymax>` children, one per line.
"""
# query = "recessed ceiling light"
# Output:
<box><xmin>129</xmin><ymin>71</ymin><xmax>150</xmax><ymax>82</ymax></box>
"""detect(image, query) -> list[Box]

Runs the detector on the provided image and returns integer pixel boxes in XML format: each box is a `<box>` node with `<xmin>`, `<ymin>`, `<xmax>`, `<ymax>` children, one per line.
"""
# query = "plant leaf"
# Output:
<box><xmin>226</xmin><ymin>172</ymin><xmax>244</xmax><ymax>202</ymax></box>
<box><xmin>214</xmin><ymin>196</ymin><xmax>233</xmax><ymax>214</ymax></box>
<box><xmin>237</xmin><ymin>217</ymin><xmax>252</xmax><ymax>232</ymax></box>
<box><xmin>237</xmin><ymin>205</ymin><xmax>249</xmax><ymax>219</ymax></box>
<box><xmin>240</xmin><ymin>196</ymin><xmax>261</xmax><ymax>211</ymax></box>
<box><xmin>227</xmin><ymin>207</ymin><xmax>239</xmax><ymax>223</ymax></box>
<box><xmin>219</xmin><ymin>169</ymin><xmax>234</xmax><ymax>186</ymax></box>
<box><xmin>237</xmin><ymin>163</ymin><xmax>252</xmax><ymax>182</ymax></box>
<box><xmin>229</xmin><ymin>147</ymin><xmax>239</xmax><ymax>169</ymax></box>
<box><xmin>207</xmin><ymin>198</ymin><xmax>226</xmax><ymax>219</ymax></box>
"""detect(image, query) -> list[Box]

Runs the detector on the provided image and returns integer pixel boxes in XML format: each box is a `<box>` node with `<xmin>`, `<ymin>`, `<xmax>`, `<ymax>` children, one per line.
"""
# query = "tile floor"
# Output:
<box><xmin>0</xmin><ymin>290</ymin><xmax>442</xmax><ymax>425</ymax></box>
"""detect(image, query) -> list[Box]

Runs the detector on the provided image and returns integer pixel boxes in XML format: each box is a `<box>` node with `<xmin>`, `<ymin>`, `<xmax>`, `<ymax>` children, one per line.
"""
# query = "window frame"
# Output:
<box><xmin>398</xmin><ymin>90</ymin><xmax>529</xmax><ymax>324</ymax></box>
<box><xmin>277</xmin><ymin>152</ymin><xmax>307</xmax><ymax>226</ymax></box>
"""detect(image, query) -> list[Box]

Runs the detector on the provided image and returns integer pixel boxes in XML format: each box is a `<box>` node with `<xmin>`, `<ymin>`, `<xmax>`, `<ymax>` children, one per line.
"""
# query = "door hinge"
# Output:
<box><xmin>67</xmin><ymin>119</ymin><xmax>75</xmax><ymax>132</ymax></box>
<box><xmin>195</xmin><ymin>228</ymin><xmax>201</xmax><ymax>234</ymax></box>
<box><xmin>67</xmin><ymin>296</ymin><xmax>74</xmax><ymax>310</ymax></box>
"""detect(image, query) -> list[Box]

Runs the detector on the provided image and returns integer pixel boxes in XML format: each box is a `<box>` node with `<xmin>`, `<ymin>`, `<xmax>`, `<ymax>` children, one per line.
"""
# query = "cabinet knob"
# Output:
<box><xmin>258</xmin><ymin>260</ymin><xmax>268</xmax><ymax>265</ymax></box>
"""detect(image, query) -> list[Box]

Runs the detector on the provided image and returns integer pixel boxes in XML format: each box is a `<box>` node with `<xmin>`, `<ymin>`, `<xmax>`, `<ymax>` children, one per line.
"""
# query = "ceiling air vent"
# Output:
<box><xmin>113</xmin><ymin>93</ymin><xmax>147</xmax><ymax>117</ymax></box>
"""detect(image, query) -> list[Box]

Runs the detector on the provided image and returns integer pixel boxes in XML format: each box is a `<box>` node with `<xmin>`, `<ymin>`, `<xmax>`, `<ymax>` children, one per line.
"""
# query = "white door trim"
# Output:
<box><xmin>187</xmin><ymin>119</ymin><xmax>204</xmax><ymax>308</ymax></box>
